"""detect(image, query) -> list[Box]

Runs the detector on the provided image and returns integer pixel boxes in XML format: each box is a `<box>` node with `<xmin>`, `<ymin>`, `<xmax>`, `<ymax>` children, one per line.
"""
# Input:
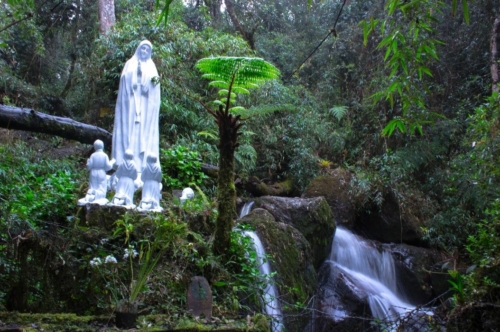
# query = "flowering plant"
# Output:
<box><xmin>90</xmin><ymin>244</ymin><xmax>144</xmax><ymax>311</ymax></box>
<box><xmin>89</xmin><ymin>212</ymin><xmax>187</xmax><ymax>313</ymax></box>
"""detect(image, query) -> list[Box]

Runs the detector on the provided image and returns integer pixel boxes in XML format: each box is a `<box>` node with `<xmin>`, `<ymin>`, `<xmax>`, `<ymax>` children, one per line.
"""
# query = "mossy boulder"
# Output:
<box><xmin>253</xmin><ymin>196</ymin><xmax>336</xmax><ymax>268</ymax></box>
<box><xmin>301</xmin><ymin>168</ymin><xmax>355</xmax><ymax>227</ymax></box>
<box><xmin>78</xmin><ymin>203</ymin><xmax>128</xmax><ymax>230</ymax></box>
<box><xmin>238</xmin><ymin>208</ymin><xmax>317</xmax><ymax>332</ymax></box>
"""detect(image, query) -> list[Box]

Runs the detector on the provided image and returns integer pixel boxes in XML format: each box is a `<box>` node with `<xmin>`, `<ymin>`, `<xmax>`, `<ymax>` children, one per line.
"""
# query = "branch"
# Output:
<box><xmin>0</xmin><ymin>104</ymin><xmax>112</xmax><ymax>146</ymax></box>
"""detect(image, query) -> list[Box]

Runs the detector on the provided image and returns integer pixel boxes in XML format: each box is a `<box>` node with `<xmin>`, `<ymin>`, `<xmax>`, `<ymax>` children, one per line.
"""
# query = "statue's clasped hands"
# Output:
<box><xmin>132</xmin><ymin>84</ymin><xmax>148</xmax><ymax>95</ymax></box>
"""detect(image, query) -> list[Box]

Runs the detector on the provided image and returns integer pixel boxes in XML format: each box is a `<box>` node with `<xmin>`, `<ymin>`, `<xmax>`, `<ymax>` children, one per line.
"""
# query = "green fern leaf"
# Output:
<box><xmin>328</xmin><ymin>106</ymin><xmax>348</xmax><ymax>122</ymax></box>
<box><xmin>229</xmin><ymin>106</ymin><xmax>246</xmax><ymax>114</ymax></box>
<box><xmin>196</xmin><ymin>56</ymin><xmax>280</xmax><ymax>115</ymax></box>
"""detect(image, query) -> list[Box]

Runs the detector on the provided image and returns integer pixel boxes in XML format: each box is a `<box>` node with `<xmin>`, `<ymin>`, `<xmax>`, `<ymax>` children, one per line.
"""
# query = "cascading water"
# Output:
<box><xmin>238</xmin><ymin>202</ymin><xmax>285</xmax><ymax>332</ymax></box>
<box><xmin>327</xmin><ymin>227</ymin><xmax>414</xmax><ymax>324</ymax></box>
<box><xmin>243</xmin><ymin>231</ymin><xmax>285</xmax><ymax>332</ymax></box>
<box><xmin>238</xmin><ymin>201</ymin><xmax>255</xmax><ymax>219</ymax></box>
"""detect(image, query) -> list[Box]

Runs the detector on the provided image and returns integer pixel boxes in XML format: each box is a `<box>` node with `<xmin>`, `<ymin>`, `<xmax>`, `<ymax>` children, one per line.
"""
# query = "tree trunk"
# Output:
<box><xmin>0</xmin><ymin>104</ymin><xmax>112</xmax><ymax>147</ymax></box>
<box><xmin>224</xmin><ymin>0</ymin><xmax>256</xmax><ymax>50</ymax></box>
<box><xmin>98</xmin><ymin>0</ymin><xmax>116</xmax><ymax>35</ymax></box>
<box><xmin>205</xmin><ymin>0</ymin><xmax>222</xmax><ymax>27</ymax></box>
<box><xmin>239</xmin><ymin>176</ymin><xmax>295</xmax><ymax>197</ymax></box>
<box><xmin>60</xmin><ymin>1</ymin><xmax>81</xmax><ymax>99</ymax></box>
<box><xmin>213</xmin><ymin>105</ymin><xmax>239</xmax><ymax>256</ymax></box>
<box><xmin>491</xmin><ymin>15</ymin><xmax>500</xmax><ymax>94</ymax></box>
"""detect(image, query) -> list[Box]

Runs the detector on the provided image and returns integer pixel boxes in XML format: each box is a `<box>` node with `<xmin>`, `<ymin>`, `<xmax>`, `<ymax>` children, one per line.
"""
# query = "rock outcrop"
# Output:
<box><xmin>253</xmin><ymin>196</ymin><xmax>336</xmax><ymax>268</ymax></box>
<box><xmin>238</xmin><ymin>208</ymin><xmax>318</xmax><ymax>332</ymax></box>
<box><xmin>302</xmin><ymin>168</ymin><xmax>435</xmax><ymax>245</ymax></box>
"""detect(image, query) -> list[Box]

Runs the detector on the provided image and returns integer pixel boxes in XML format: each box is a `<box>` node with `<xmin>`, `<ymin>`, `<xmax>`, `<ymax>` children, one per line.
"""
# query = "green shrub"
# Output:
<box><xmin>160</xmin><ymin>145</ymin><xmax>209</xmax><ymax>190</ymax></box>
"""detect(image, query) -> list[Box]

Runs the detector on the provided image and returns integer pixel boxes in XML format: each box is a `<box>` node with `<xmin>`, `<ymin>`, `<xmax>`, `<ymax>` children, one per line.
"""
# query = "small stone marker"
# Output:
<box><xmin>187</xmin><ymin>276</ymin><xmax>212</xmax><ymax>319</ymax></box>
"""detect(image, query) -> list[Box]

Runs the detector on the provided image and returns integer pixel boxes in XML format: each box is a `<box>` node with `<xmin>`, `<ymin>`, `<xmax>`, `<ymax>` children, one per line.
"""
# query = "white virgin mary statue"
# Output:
<box><xmin>112</xmin><ymin>40</ymin><xmax>160</xmax><ymax>173</ymax></box>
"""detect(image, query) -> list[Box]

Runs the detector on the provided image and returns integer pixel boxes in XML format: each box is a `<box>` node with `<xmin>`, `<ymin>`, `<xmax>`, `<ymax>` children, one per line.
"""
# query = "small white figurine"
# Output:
<box><xmin>110</xmin><ymin>149</ymin><xmax>138</xmax><ymax>208</ymax></box>
<box><xmin>78</xmin><ymin>140</ymin><xmax>115</xmax><ymax>206</ymax></box>
<box><xmin>138</xmin><ymin>154</ymin><xmax>163</xmax><ymax>212</ymax></box>
<box><xmin>180</xmin><ymin>187</ymin><xmax>195</xmax><ymax>204</ymax></box>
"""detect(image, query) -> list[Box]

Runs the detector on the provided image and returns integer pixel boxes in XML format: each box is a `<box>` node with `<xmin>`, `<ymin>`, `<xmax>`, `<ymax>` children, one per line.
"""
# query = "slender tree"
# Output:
<box><xmin>98</xmin><ymin>0</ymin><xmax>115</xmax><ymax>35</ymax></box>
<box><xmin>491</xmin><ymin>15</ymin><xmax>500</xmax><ymax>94</ymax></box>
<box><xmin>195</xmin><ymin>57</ymin><xmax>280</xmax><ymax>255</ymax></box>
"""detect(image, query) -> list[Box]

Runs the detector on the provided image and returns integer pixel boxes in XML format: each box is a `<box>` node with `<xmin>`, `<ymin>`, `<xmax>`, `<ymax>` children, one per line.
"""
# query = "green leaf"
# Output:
<box><xmin>387</xmin><ymin>0</ymin><xmax>400</xmax><ymax>15</ymax></box>
<box><xmin>384</xmin><ymin>47</ymin><xmax>392</xmax><ymax>61</ymax></box>
<box><xmin>208</xmin><ymin>81</ymin><xmax>230</xmax><ymax>89</ymax></box>
<box><xmin>232</xmin><ymin>87</ymin><xmax>250</xmax><ymax>95</ymax></box>
<box><xmin>328</xmin><ymin>106</ymin><xmax>348</xmax><ymax>122</ymax></box>
<box><xmin>382</xmin><ymin>118</ymin><xmax>406</xmax><ymax>136</ymax></box>
<box><xmin>155</xmin><ymin>0</ymin><xmax>174</xmax><ymax>26</ymax></box>
<box><xmin>452</xmin><ymin>0</ymin><xmax>458</xmax><ymax>15</ymax></box>
<box><xmin>197</xmin><ymin>131</ymin><xmax>218</xmax><ymax>139</ymax></box>
<box><xmin>229</xmin><ymin>106</ymin><xmax>246</xmax><ymax>113</ymax></box>
<box><xmin>400</xmin><ymin>0</ymin><xmax>424</xmax><ymax>13</ymax></box>
<box><xmin>462</xmin><ymin>0</ymin><xmax>469</xmax><ymax>25</ymax></box>
<box><xmin>218</xmin><ymin>89</ymin><xmax>229</xmax><ymax>96</ymax></box>
<box><xmin>419</xmin><ymin>66</ymin><xmax>433</xmax><ymax>78</ymax></box>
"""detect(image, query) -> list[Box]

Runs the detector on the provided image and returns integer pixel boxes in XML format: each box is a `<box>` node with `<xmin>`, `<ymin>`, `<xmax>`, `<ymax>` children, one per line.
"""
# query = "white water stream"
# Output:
<box><xmin>327</xmin><ymin>227</ymin><xmax>414</xmax><ymax>323</ymax></box>
<box><xmin>239</xmin><ymin>202</ymin><xmax>284</xmax><ymax>332</ymax></box>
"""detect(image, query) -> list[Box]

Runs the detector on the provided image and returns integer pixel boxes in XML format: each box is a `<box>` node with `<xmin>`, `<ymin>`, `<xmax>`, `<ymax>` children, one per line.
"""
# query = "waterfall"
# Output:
<box><xmin>239</xmin><ymin>201</ymin><xmax>284</xmax><ymax>332</ymax></box>
<box><xmin>328</xmin><ymin>227</ymin><xmax>414</xmax><ymax>323</ymax></box>
<box><xmin>243</xmin><ymin>230</ymin><xmax>285</xmax><ymax>332</ymax></box>
<box><xmin>238</xmin><ymin>201</ymin><xmax>254</xmax><ymax>219</ymax></box>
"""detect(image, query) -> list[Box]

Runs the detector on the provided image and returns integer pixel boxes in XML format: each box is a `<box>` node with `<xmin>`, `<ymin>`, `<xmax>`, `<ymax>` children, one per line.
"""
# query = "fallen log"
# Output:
<box><xmin>238</xmin><ymin>175</ymin><xmax>295</xmax><ymax>197</ymax></box>
<box><xmin>0</xmin><ymin>104</ymin><xmax>112</xmax><ymax>146</ymax></box>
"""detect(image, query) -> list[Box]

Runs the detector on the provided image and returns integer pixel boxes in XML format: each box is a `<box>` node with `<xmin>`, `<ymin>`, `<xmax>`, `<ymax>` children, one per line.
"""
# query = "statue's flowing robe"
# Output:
<box><xmin>114</xmin><ymin>160</ymin><xmax>138</xmax><ymax>205</ymax></box>
<box><xmin>112</xmin><ymin>41</ymin><xmax>160</xmax><ymax>171</ymax></box>
<box><xmin>141</xmin><ymin>162</ymin><xmax>162</xmax><ymax>207</ymax></box>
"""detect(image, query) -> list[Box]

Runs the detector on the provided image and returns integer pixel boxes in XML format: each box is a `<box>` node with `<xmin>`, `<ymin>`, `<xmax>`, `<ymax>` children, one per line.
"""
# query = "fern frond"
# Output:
<box><xmin>196</xmin><ymin>57</ymin><xmax>280</xmax><ymax>90</ymax></box>
<box><xmin>232</xmin><ymin>87</ymin><xmax>250</xmax><ymax>95</ymax></box>
<box><xmin>208</xmin><ymin>81</ymin><xmax>230</xmax><ymax>89</ymax></box>
<box><xmin>196</xmin><ymin>56</ymin><xmax>280</xmax><ymax>116</ymax></box>
<box><xmin>229</xmin><ymin>106</ymin><xmax>246</xmax><ymax>113</ymax></box>
<box><xmin>197</xmin><ymin>131</ymin><xmax>218</xmax><ymax>139</ymax></box>
<box><xmin>328</xmin><ymin>106</ymin><xmax>349</xmax><ymax>122</ymax></box>
<box><xmin>234</xmin><ymin>143</ymin><xmax>257</xmax><ymax>171</ymax></box>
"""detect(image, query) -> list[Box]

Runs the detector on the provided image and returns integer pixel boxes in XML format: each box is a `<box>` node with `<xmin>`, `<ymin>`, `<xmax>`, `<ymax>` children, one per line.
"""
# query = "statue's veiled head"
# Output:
<box><xmin>136</xmin><ymin>40</ymin><xmax>152</xmax><ymax>61</ymax></box>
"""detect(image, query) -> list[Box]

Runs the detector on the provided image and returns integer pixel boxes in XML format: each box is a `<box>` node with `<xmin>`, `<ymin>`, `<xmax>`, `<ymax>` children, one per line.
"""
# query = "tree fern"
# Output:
<box><xmin>195</xmin><ymin>56</ymin><xmax>280</xmax><ymax>256</ymax></box>
<box><xmin>196</xmin><ymin>57</ymin><xmax>280</xmax><ymax>114</ymax></box>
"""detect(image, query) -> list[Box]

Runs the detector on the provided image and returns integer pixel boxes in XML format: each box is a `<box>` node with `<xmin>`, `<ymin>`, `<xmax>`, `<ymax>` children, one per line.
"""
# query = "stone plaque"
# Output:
<box><xmin>187</xmin><ymin>276</ymin><xmax>212</xmax><ymax>319</ymax></box>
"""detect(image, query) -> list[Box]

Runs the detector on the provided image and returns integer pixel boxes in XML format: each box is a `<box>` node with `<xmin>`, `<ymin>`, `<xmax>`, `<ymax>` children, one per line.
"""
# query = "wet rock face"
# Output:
<box><xmin>385</xmin><ymin>243</ymin><xmax>451</xmax><ymax>305</ymax></box>
<box><xmin>353</xmin><ymin>189</ymin><xmax>427</xmax><ymax>246</ymax></box>
<box><xmin>304</xmin><ymin>262</ymin><xmax>370</xmax><ymax>332</ymax></box>
<box><xmin>253</xmin><ymin>196</ymin><xmax>336</xmax><ymax>268</ymax></box>
<box><xmin>301</xmin><ymin>168</ymin><xmax>355</xmax><ymax>227</ymax></box>
<box><xmin>238</xmin><ymin>208</ymin><xmax>317</xmax><ymax>332</ymax></box>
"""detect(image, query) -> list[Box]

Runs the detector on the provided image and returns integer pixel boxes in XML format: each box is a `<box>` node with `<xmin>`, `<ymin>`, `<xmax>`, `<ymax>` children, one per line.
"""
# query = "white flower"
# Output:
<box><xmin>105</xmin><ymin>255</ymin><xmax>117</xmax><ymax>264</ymax></box>
<box><xmin>100</xmin><ymin>238</ymin><xmax>109</xmax><ymax>244</ymax></box>
<box><xmin>123</xmin><ymin>246</ymin><xmax>138</xmax><ymax>260</ymax></box>
<box><xmin>90</xmin><ymin>257</ymin><xmax>102</xmax><ymax>267</ymax></box>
